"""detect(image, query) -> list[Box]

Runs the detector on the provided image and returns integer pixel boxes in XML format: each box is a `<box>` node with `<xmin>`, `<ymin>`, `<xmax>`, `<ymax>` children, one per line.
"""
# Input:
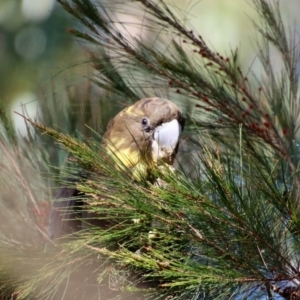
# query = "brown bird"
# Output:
<box><xmin>48</xmin><ymin>97</ymin><xmax>185</xmax><ymax>239</ymax></box>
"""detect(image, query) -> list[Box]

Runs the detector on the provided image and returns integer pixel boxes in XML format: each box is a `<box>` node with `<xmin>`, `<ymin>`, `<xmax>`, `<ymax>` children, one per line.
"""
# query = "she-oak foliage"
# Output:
<box><xmin>1</xmin><ymin>0</ymin><xmax>300</xmax><ymax>299</ymax></box>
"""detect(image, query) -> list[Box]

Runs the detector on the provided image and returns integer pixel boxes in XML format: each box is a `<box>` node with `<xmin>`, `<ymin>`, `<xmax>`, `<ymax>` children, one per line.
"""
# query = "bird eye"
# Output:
<box><xmin>141</xmin><ymin>117</ymin><xmax>149</xmax><ymax>126</ymax></box>
<box><xmin>141</xmin><ymin>117</ymin><xmax>151</xmax><ymax>132</ymax></box>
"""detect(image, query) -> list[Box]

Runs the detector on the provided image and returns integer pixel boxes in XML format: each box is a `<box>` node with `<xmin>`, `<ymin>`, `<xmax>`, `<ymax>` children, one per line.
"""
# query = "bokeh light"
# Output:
<box><xmin>21</xmin><ymin>0</ymin><xmax>55</xmax><ymax>22</ymax></box>
<box><xmin>14</xmin><ymin>26</ymin><xmax>47</xmax><ymax>60</ymax></box>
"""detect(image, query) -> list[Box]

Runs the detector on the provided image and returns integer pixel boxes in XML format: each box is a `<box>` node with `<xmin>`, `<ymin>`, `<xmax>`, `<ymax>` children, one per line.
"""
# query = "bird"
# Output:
<box><xmin>48</xmin><ymin>97</ymin><xmax>185</xmax><ymax>239</ymax></box>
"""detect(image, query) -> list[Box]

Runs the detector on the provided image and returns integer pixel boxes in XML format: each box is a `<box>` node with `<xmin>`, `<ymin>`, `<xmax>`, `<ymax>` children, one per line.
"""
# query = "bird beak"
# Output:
<box><xmin>151</xmin><ymin>119</ymin><xmax>182</xmax><ymax>164</ymax></box>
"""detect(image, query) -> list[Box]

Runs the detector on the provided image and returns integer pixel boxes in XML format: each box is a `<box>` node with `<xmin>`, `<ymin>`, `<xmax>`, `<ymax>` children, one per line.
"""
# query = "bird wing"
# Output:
<box><xmin>48</xmin><ymin>178</ymin><xmax>84</xmax><ymax>239</ymax></box>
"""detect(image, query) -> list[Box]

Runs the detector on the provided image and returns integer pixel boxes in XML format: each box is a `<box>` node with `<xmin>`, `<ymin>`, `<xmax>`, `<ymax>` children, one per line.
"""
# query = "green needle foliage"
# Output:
<box><xmin>1</xmin><ymin>0</ymin><xmax>300</xmax><ymax>299</ymax></box>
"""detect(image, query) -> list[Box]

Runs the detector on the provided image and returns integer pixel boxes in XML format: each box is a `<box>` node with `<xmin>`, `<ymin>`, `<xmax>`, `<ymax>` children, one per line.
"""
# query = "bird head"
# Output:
<box><xmin>102</xmin><ymin>97</ymin><xmax>185</xmax><ymax>180</ymax></box>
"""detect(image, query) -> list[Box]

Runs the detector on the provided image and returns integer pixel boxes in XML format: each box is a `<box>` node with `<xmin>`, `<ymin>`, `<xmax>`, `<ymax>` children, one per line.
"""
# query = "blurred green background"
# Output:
<box><xmin>1</xmin><ymin>0</ymin><xmax>73</xmax><ymax>115</ymax></box>
<box><xmin>2</xmin><ymin>0</ymin><xmax>299</xmax><ymax>137</ymax></box>
<box><xmin>0</xmin><ymin>0</ymin><xmax>299</xmax><ymax>181</ymax></box>
<box><xmin>0</xmin><ymin>0</ymin><xmax>298</xmax><ymax>181</ymax></box>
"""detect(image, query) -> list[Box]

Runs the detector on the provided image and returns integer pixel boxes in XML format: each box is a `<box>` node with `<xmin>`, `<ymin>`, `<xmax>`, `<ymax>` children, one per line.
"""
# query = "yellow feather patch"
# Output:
<box><xmin>123</xmin><ymin>106</ymin><xmax>143</xmax><ymax>115</ymax></box>
<box><xmin>104</xmin><ymin>144</ymin><xmax>149</xmax><ymax>181</ymax></box>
